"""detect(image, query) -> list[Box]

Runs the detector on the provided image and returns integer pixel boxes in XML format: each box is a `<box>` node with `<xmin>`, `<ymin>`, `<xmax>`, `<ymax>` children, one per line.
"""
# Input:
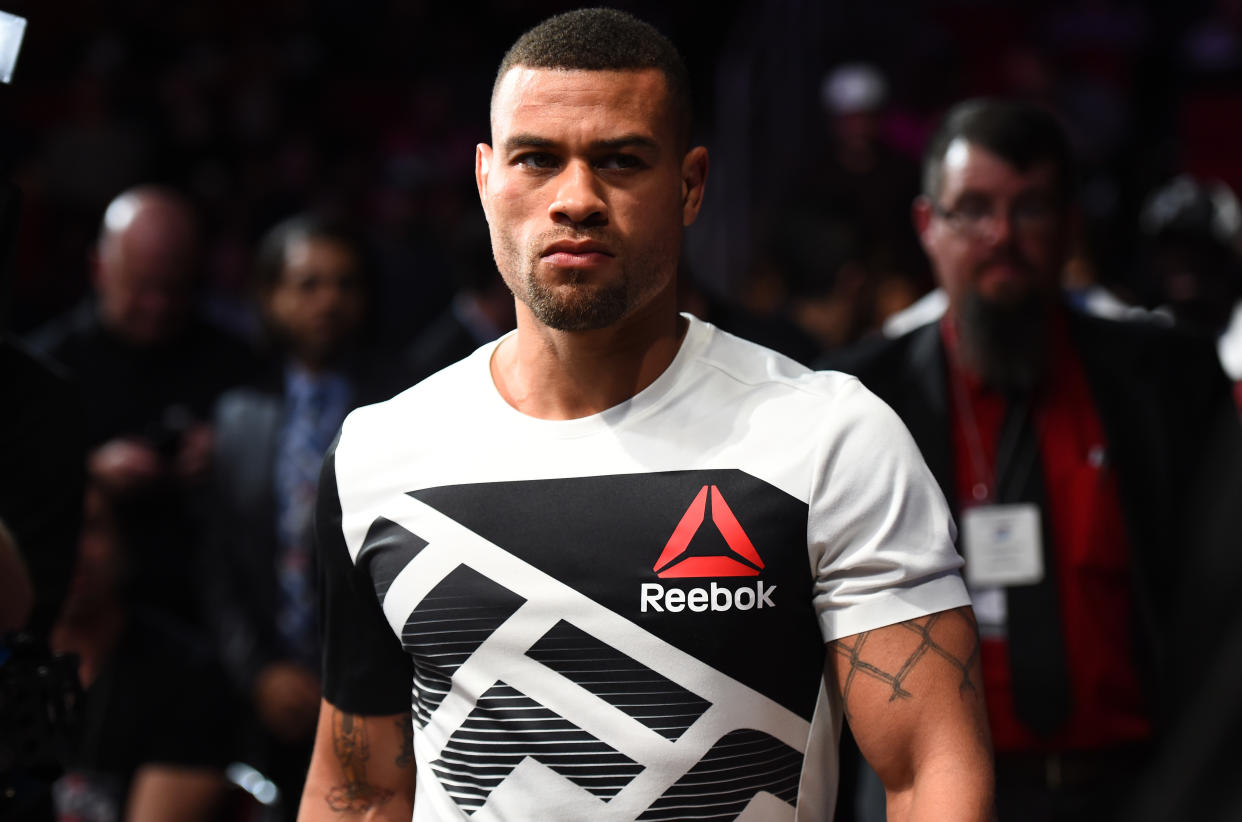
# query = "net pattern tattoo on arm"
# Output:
<box><xmin>831</xmin><ymin>607</ymin><xmax>980</xmax><ymax>719</ymax></box>
<box><xmin>326</xmin><ymin>708</ymin><xmax>396</xmax><ymax>812</ymax></box>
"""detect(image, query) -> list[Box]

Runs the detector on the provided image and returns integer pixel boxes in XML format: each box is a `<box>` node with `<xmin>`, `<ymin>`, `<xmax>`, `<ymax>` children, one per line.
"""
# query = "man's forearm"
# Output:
<box><xmin>299</xmin><ymin>701</ymin><xmax>416</xmax><ymax>821</ymax></box>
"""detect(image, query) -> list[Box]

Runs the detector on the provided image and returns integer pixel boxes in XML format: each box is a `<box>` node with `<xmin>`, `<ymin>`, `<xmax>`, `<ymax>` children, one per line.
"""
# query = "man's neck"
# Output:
<box><xmin>491</xmin><ymin>298</ymin><xmax>687</xmax><ymax>421</ymax></box>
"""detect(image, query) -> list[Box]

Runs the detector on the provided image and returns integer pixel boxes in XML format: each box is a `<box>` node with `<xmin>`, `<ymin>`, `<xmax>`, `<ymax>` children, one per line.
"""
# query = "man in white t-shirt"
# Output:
<box><xmin>299</xmin><ymin>9</ymin><xmax>992</xmax><ymax>822</ymax></box>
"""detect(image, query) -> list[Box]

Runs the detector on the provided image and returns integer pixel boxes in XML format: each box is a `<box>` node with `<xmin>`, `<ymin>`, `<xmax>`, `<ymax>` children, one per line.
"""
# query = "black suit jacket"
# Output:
<box><xmin>823</xmin><ymin>309</ymin><xmax>1242</xmax><ymax>720</ymax></box>
<box><xmin>204</xmin><ymin>353</ymin><xmax>411</xmax><ymax>693</ymax></box>
<box><xmin>406</xmin><ymin>306</ymin><xmax>493</xmax><ymax>385</ymax></box>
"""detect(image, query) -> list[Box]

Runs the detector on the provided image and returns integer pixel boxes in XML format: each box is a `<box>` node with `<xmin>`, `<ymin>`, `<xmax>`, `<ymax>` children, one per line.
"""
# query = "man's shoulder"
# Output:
<box><xmin>183</xmin><ymin>314</ymin><xmax>258</xmax><ymax>367</ymax></box>
<box><xmin>1070</xmin><ymin>307</ymin><xmax>1200</xmax><ymax>348</ymax></box>
<box><xmin>24</xmin><ymin>301</ymin><xmax>99</xmax><ymax>363</ymax></box>
<box><xmin>817</xmin><ymin>321</ymin><xmax>939</xmax><ymax>391</ymax></box>
<box><xmin>342</xmin><ymin>345</ymin><xmax>491</xmax><ymax>437</ymax></box>
<box><xmin>1</xmin><ymin>334</ymin><xmax>74</xmax><ymax>394</ymax></box>
<box><xmin>214</xmin><ymin>381</ymin><xmax>283</xmax><ymax>430</ymax></box>
<box><xmin>1068</xmin><ymin>309</ymin><xmax>1225</xmax><ymax>383</ymax></box>
<box><xmin>686</xmin><ymin>316</ymin><xmax>873</xmax><ymax>410</ymax></box>
<box><xmin>0</xmin><ymin>335</ymin><xmax>82</xmax><ymax>434</ymax></box>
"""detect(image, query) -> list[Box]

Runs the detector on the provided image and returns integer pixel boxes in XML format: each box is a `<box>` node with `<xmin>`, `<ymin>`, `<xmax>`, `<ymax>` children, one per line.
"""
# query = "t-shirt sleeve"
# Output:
<box><xmin>317</xmin><ymin>440</ymin><xmax>414</xmax><ymax>715</ymax></box>
<box><xmin>809</xmin><ymin>377</ymin><xmax>969</xmax><ymax>642</ymax></box>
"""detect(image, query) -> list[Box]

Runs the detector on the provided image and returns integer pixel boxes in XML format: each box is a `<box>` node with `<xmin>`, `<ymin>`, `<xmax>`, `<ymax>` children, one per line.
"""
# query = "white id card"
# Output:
<box><xmin>967</xmin><ymin>586</ymin><xmax>1007</xmax><ymax>636</ymax></box>
<box><xmin>961</xmin><ymin>503</ymin><xmax>1044</xmax><ymax>587</ymax></box>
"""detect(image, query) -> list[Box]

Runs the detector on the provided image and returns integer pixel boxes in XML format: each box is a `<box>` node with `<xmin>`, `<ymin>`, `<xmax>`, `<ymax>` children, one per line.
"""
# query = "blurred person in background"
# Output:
<box><xmin>0</xmin><ymin>335</ymin><xmax>85</xmax><ymax>642</ymax></box>
<box><xmin>1120</xmin><ymin>174</ymin><xmax>1242</xmax><ymax>821</ymax></box>
<box><xmin>814</xmin><ymin>62</ymin><xmax>926</xmax><ymax>296</ymax></box>
<box><xmin>758</xmin><ymin>63</ymin><xmax>926</xmax><ymax>357</ymax></box>
<box><xmin>1138</xmin><ymin>174</ymin><xmax>1242</xmax><ymax>405</ymax></box>
<box><xmin>827</xmin><ymin>98</ymin><xmax>1242</xmax><ymax>822</ymax></box>
<box><xmin>2</xmin><ymin>174</ymin><xmax>87</xmax><ymax>821</ymax></box>
<box><xmin>50</xmin><ymin>481</ymin><xmax>235</xmax><ymax>822</ymax></box>
<box><xmin>405</xmin><ymin>220</ymin><xmax>514</xmax><ymax>383</ymax></box>
<box><xmin>27</xmin><ymin>185</ymin><xmax>255</xmax><ymax>628</ymax></box>
<box><xmin>0</xmin><ymin>339</ymin><xmax>85</xmax><ymax>822</ymax></box>
<box><xmin>205</xmin><ymin>214</ymin><xmax>410</xmax><ymax>821</ymax></box>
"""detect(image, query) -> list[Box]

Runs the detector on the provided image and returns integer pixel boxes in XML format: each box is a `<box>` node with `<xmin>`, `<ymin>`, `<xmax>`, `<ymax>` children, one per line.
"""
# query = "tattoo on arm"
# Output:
<box><xmin>325</xmin><ymin>709</ymin><xmax>396</xmax><ymax>812</ymax></box>
<box><xmin>831</xmin><ymin>606</ymin><xmax>980</xmax><ymax>719</ymax></box>
<box><xmin>395</xmin><ymin>717</ymin><xmax>414</xmax><ymax>768</ymax></box>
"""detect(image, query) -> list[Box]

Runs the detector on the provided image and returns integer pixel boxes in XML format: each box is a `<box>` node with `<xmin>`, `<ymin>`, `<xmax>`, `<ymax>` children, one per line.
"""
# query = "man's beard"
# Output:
<box><xmin>957</xmin><ymin>288</ymin><xmax>1050</xmax><ymax>394</ymax></box>
<box><xmin>525</xmin><ymin>268</ymin><xmax>630</xmax><ymax>331</ymax></box>
<box><xmin>494</xmin><ymin>229</ymin><xmax>670</xmax><ymax>332</ymax></box>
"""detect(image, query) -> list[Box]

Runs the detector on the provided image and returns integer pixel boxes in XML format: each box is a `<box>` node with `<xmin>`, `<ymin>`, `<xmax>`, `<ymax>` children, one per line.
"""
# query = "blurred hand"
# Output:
<box><xmin>254</xmin><ymin>661</ymin><xmax>321</xmax><ymax>743</ymax></box>
<box><xmin>175</xmin><ymin>422</ymin><xmax>214</xmax><ymax>484</ymax></box>
<box><xmin>88</xmin><ymin>438</ymin><xmax>165</xmax><ymax>493</ymax></box>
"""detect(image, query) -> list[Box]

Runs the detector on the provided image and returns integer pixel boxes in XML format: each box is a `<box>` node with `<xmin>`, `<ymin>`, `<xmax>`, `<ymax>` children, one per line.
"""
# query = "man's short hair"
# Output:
<box><xmin>492</xmin><ymin>8</ymin><xmax>693</xmax><ymax>150</ymax></box>
<box><xmin>922</xmin><ymin>99</ymin><xmax>1077</xmax><ymax>202</ymax></box>
<box><xmin>253</xmin><ymin>213</ymin><xmax>364</xmax><ymax>292</ymax></box>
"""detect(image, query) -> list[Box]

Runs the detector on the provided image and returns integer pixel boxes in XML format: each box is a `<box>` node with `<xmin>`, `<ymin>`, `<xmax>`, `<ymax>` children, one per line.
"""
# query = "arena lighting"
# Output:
<box><xmin>0</xmin><ymin>10</ymin><xmax>26</xmax><ymax>84</ymax></box>
<box><xmin>225</xmin><ymin>762</ymin><xmax>282</xmax><ymax>807</ymax></box>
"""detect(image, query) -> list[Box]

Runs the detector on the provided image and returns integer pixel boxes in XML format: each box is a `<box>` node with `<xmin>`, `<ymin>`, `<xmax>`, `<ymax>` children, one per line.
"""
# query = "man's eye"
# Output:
<box><xmin>598</xmin><ymin>154</ymin><xmax>643</xmax><ymax>171</ymax></box>
<box><xmin>516</xmin><ymin>152</ymin><xmax>558</xmax><ymax>170</ymax></box>
<box><xmin>953</xmin><ymin>201</ymin><xmax>991</xmax><ymax>221</ymax></box>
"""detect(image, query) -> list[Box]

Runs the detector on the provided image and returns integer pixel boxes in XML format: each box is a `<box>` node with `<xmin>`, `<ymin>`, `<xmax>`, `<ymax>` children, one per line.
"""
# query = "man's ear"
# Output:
<box><xmin>681</xmin><ymin>146</ymin><xmax>709</xmax><ymax>227</ymax></box>
<box><xmin>475</xmin><ymin>143</ymin><xmax>493</xmax><ymax>219</ymax></box>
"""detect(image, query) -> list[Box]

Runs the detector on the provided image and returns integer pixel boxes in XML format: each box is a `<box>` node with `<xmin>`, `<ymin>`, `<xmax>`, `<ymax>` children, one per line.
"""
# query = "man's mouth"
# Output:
<box><xmin>976</xmin><ymin>258</ymin><xmax>1033</xmax><ymax>281</ymax></box>
<box><xmin>541</xmin><ymin>240</ymin><xmax>614</xmax><ymax>267</ymax></box>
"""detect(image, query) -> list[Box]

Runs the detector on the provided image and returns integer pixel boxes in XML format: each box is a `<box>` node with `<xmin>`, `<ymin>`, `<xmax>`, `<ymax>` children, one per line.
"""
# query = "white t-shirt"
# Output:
<box><xmin>317</xmin><ymin>314</ymin><xmax>967</xmax><ymax>821</ymax></box>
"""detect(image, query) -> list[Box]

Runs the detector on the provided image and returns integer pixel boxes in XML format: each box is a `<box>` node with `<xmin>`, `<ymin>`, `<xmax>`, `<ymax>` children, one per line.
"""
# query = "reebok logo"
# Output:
<box><xmin>640</xmin><ymin>580</ymin><xmax>777</xmax><ymax>613</ymax></box>
<box><xmin>652</xmin><ymin>485</ymin><xmax>764</xmax><ymax>577</ymax></box>
<box><xmin>642</xmin><ymin>485</ymin><xmax>776</xmax><ymax>613</ymax></box>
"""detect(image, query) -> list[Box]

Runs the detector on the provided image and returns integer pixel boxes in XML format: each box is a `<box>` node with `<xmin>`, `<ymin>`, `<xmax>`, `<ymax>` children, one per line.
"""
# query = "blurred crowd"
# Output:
<box><xmin>3</xmin><ymin>0</ymin><xmax>1242</xmax><ymax>820</ymax></box>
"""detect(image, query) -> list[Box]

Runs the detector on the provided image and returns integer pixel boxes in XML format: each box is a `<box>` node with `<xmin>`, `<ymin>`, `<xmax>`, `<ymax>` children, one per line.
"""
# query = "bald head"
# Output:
<box><xmin>95</xmin><ymin>186</ymin><xmax>200</xmax><ymax>345</ymax></box>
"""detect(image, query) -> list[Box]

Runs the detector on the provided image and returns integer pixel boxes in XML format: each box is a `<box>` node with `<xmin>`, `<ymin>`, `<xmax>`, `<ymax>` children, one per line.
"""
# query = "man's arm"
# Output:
<box><xmin>126</xmin><ymin>765</ymin><xmax>229</xmax><ymax>822</ymax></box>
<box><xmin>298</xmin><ymin>699</ymin><xmax>415</xmax><ymax>821</ymax></box>
<box><xmin>829</xmin><ymin>605</ymin><xmax>993</xmax><ymax>822</ymax></box>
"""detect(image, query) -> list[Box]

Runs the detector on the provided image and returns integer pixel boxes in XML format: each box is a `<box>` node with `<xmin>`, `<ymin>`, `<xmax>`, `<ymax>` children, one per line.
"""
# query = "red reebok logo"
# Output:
<box><xmin>652</xmin><ymin>485</ymin><xmax>764</xmax><ymax>578</ymax></box>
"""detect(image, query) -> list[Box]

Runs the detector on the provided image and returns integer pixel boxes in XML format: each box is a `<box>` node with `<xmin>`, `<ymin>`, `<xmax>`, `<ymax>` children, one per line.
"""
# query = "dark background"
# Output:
<box><xmin>3</xmin><ymin>0</ymin><xmax>1241</xmax><ymax>346</ymax></box>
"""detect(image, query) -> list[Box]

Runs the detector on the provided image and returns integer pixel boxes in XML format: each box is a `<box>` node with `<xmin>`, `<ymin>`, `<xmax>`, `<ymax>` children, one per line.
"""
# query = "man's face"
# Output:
<box><xmin>96</xmin><ymin>217</ymin><xmax>195</xmax><ymax>346</ymax></box>
<box><xmin>265</xmin><ymin>236</ymin><xmax>366</xmax><ymax>366</ymax></box>
<box><xmin>476</xmin><ymin>67</ymin><xmax>707</xmax><ymax>332</ymax></box>
<box><xmin>916</xmin><ymin>139</ymin><xmax>1071</xmax><ymax>311</ymax></box>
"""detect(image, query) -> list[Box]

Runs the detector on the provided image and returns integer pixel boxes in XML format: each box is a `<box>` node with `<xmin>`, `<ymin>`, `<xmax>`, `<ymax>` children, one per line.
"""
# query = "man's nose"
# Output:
<box><xmin>981</xmin><ymin>207</ymin><xmax>1016</xmax><ymax>246</ymax></box>
<box><xmin>549</xmin><ymin>160</ymin><xmax>607</xmax><ymax>227</ymax></box>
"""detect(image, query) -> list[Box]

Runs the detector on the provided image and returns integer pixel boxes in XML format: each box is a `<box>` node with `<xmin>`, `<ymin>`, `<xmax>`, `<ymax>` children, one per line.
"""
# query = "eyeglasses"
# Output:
<box><xmin>928</xmin><ymin>195</ymin><xmax>1061</xmax><ymax>241</ymax></box>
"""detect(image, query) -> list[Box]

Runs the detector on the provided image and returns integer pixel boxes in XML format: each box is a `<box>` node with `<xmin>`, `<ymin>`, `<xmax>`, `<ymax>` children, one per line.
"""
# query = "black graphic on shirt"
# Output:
<box><xmin>636</xmin><ymin>728</ymin><xmax>803</xmax><ymax>820</ymax></box>
<box><xmin>409</xmin><ymin>469</ymin><xmax>824</xmax><ymax>720</ymax></box>
<box><xmin>400</xmin><ymin>565</ymin><xmax>526</xmax><ymax>727</ymax></box>
<box><xmin>526</xmin><ymin>620</ymin><xmax>710</xmax><ymax>742</ymax></box>
<box><xmin>347</xmin><ymin>469</ymin><xmax>824</xmax><ymax>817</ymax></box>
<box><xmin>430</xmin><ymin>681</ymin><xmax>644</xmax><ymax>815</ymax></box>
<box><xmin>360</xmin><ymin>517</ymin><xmax>428</xmax><ymax>603</ymax></box>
